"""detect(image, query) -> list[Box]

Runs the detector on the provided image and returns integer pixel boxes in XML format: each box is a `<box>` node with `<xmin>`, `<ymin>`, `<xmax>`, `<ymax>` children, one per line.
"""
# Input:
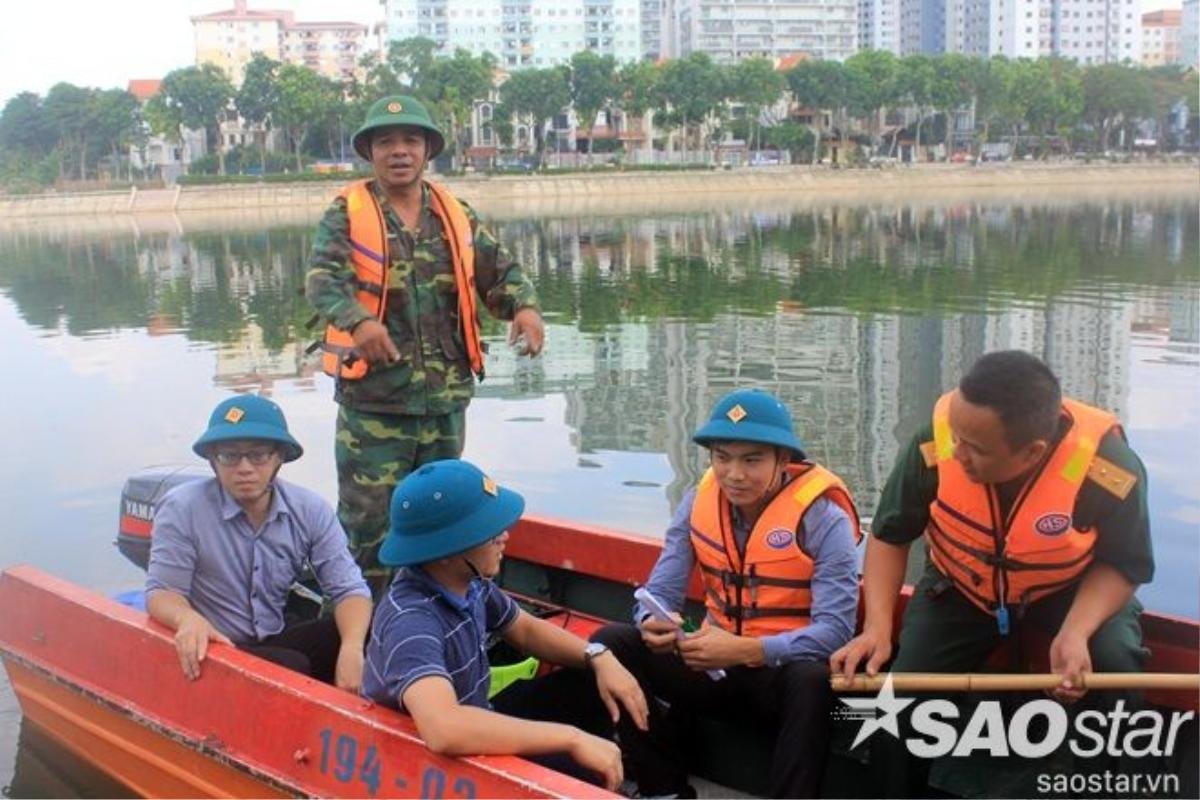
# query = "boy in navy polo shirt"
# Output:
<box><xmin>362</xmin><ymin>459</ymin><xmax>648</xmax><ymax>792</ymax></box>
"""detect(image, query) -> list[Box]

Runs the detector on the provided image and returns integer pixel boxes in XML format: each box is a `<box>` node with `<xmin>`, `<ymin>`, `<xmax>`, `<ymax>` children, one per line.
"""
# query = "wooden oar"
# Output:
<box><xmin>831</xmin><ymin>672</ymin><xmax>1200</xmax><ymax>692</ymax></box>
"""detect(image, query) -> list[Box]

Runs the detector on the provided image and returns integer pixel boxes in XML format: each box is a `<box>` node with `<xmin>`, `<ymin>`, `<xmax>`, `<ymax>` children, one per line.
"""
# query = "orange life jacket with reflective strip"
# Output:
<box><xmin>319</xmin><ymin>179</ymin><xmax>485</xmax><ymax>380</ymax></box>
<box><xmin>925</xmin><ymin>392</ymin><xmax>1121</xmax><ymax>619</ymax></box>
<box><xmin>689</xmin><ymin>463</ymin><xmax>861</xmax><ymax>637</ymax></box>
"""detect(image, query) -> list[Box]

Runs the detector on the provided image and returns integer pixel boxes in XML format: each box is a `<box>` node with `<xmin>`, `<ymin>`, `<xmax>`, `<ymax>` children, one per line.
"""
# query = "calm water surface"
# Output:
<box><xmin>0</xmin><ymin>190</ymin><xmax>1197</xmax><ymax>794</ymax></box>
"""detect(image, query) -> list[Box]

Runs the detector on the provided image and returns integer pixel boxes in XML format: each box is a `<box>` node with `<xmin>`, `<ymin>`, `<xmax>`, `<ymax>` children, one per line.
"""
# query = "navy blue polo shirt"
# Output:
<box><xmin>362</xmin><ymin>567</ymin><xmax>519</xmax><ymax>711</ymax></box>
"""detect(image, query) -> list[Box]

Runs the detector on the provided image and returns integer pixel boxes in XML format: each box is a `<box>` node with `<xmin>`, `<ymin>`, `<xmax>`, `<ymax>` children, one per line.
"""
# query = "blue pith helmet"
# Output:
<box><xmin>692</xmin><ymin>388</ymin><xmax>806</xmax><ymax>460</ymax></box>
<box><xmin>379</xmin><ymin>459</ymin><xmax>525</xmax><ymax>567</ymax></box>
<box><xmin>192</xmin><ymin>395</ymin><xmax>303</xmax><ymax>463</ymax></box>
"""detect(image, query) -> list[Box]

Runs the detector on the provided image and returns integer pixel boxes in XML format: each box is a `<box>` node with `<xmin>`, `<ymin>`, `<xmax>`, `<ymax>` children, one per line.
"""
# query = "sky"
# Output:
<box><xmin>0</xmin><ymin>0</ymin><xmax>1185</xmax><ymax>108</ymax></box>
<box><xmin>0</xmin><ymin>0</ymin><xmax>383</xmax><ymax>107</ymax></box>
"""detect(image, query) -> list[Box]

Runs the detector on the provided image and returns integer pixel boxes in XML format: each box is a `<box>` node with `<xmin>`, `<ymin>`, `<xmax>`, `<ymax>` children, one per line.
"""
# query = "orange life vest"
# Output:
<box><xmin>925</xmin><ymin>391</ymin><xmax>1122</xmax><ymax>623</ymax></box>
<box><xmin>689</xmin><ymin>463</ymin><xmax>861</xmax><ymax>636</ymax></box>
<box><xmin>319</xmin><ymin>179</ymin><xmax>485</xmax><ymax>380</ymax></box>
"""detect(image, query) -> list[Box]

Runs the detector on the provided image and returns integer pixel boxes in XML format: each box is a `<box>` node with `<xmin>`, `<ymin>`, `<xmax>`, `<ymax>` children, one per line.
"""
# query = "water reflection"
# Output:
<box><xmin>1</xmin><ymin>193</ymin><xmax>1198</xmax><ymax>792</ymax></box>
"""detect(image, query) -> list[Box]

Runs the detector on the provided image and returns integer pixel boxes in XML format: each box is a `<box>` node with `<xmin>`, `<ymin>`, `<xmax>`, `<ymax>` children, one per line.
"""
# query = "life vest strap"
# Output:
<box><xmin>698</xmin><ymin>562</ymin><xmax>810</xmax><ymax>589</ymax></box>
<box><xmin>350</xmin><ymin>239</ymin><xmax>386</xmax><ymax>267</ymax></box>
<box><xmin>934</xmin><ymin>498</ymin><xmax>994</xmax><ymax>538</ymax></box>
<box><xmin>708</xmin><ymin>600</ymin><xmax>812</xmax><ymax>621</ymax></box>
<box><xmin>352</xmin><ymin>277</ymin><xmax>384</xmax><ymax>297</ymax></box>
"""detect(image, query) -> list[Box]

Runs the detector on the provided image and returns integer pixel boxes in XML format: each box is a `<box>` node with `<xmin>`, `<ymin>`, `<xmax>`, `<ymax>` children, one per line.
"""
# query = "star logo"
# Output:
<box><xmin>482</xmin><ymin>476</ymin><xmax>498</xmax><ymax>496</ymax></box>
<box><xmin>726</xmin><ymin>404</ymin><xmax>747</xmax><ymax>423</ymax></box>
<box><xmin>223</xmin><ymin>406</ymin><xmax>245</xmax><ymax>424</ymax></box>
<box><xmin>387</xmin><ymin>101</ymin><xmax>403</xmax><ymax>113</ymax></box>
<box><xmin>839</xmin><ymin>674</ymin><xmax>915</xmax><ymax>749</ymax></box>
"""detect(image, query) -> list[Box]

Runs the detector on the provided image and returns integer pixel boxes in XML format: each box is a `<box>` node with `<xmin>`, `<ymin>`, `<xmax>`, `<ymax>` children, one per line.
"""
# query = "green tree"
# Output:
<box><xmin>1081</xmin><ymin>63</ymin><xmax>1148</xmax><ymax>151</ymax></box>
<box><xmin>422</xmin><ymin>48</ymin><xmax>496</xmax><ymax>170</ymax></box>
<box><xmin>760</xmin><ymin>120</ymin><xmax>813</xmax><ymax>162</ymax></box>
<box><xmin>897</xmin><ymin>55</ymin><xmax>936</xmax><ymax>159</ymax></box>
<box><xmin>612</xmin><ymin>60</ymin><xmax>660</xmax><ymax>154</ymax></box>
<box><xmin>1143</xmin><ymin>66</ymin><xmax>1199</xmax><ymax>149</ymax></box>
<box><xmin>91</xmin><ymin>88</ymin><xmax>139</xmax><ymax>180</ymax></box>
<box><xmin>387</xmin><ymin>37</ymin><xmax>439</xmax><ymax>91</ymax></box>
<box><xmin>569</xmin><ymin>51</ymin><xmax>618</xmax><ymax>153</ymax></box>
<box><xmin>972</xmin><ymin>56</ymin><xmax>1008</xmax><ymax>154</ymax></box>
<box><xmin>728</xmin><ymin>57</ymin><xmax>785</xmax><ymax>152</ymax></box>
<box><xmin>929</xmin><ymin>53</ymin><xmax>976</xmax><ymax>157</ymax></box>
<box><xmin>786</xmin><ymin>59</ymin><xmax>844</xmax><ymax>164</ymax></box>
<box><xmin>0</xmin><ymin>92</ymin><xmax>53</xmax><ymax>158</ymax></box>
<box><xmin>43</xmin><ymin>82</ymin><xmax>112</xmax><ymax>181</ymax></box>
<box><xmin>274</xmin><ymin>64</ymin><xmax>337</xmax><ymax>170</ymax></box>
<box><xmin>500</xmin><ymin>67</ymin><xmax>570</xmax><ymax>163</ymax></box>
<box><xmin>656</xmin><ymin>52</ymin><xmax>726</xmax><ymax>158</ymax></box>
<box><xmin>845</xmin><ymin>50</ymin><xmax>900</xmax><ymax>152</ymax></box>
<box><xmin>237</xmin><ymin>54</ymin><xmax>281</xmax><ymax>173</ymax></box>
<box><xmin>148</xmin><ymin>64</ymin><xmax>235</xmax><ymax>175</ymax></box>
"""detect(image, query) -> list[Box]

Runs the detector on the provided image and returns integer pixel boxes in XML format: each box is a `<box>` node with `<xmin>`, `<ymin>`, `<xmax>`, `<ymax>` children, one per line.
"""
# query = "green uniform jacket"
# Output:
<box><xmin>872</xmin><ymin>420</ymin><xmax>1154</xmax><ymax>587</ymax></box>
<box><xmin>306</xmin><ymin>180</ymin><xmax>539</xmax><ymax>416</ymax></box>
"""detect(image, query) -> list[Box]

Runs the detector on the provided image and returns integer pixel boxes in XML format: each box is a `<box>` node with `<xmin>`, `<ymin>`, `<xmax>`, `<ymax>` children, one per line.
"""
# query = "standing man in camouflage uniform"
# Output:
<box><xmin>306</xmin><ymin>95</ymin><xmax>543</xmax><ymax>595</ymax></box>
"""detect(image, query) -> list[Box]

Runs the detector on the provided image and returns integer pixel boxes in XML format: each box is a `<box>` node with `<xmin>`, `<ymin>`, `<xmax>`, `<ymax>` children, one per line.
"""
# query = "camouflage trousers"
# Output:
<box><xmin>335</xmin><ymin>405</ymin><xmax>466</xmax><ymax>597</ymax></box>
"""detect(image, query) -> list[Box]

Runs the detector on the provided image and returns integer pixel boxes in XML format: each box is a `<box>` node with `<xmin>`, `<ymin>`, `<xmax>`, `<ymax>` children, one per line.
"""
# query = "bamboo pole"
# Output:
<box><xmin>831</xmin><ymin>672</ymin><xmax>1200</xmax><ymax>693</ymax></box>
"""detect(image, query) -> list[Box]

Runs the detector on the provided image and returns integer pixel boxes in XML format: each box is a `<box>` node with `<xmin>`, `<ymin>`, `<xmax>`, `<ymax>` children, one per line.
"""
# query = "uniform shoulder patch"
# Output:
<box><xmin>1086</xmin><ymin>455</ymin><xmax>1137</xmax><ymax>501</ymax></box>
<box><xmin>919</xmin><ymin>441</ymin><xmax>938</xmax><ymax>469</ymax></box>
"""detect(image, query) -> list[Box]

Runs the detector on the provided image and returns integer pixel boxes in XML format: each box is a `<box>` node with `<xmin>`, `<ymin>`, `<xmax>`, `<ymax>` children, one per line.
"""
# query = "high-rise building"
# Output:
<box><xmin>859</xmin><ymin>0</ymin><xmax>902</xmax><ymax>53</ymax></box>
<box><xmin>384</xmin><ymin>0</ymin><xmax>641</xmax><ymax>69</ymax></box>
<box><xmin>1181</xmin><ymin>0</ymin><xmax>1199</xmax><ymax>67</ymax></box>
<box><xmin>1052</xmin><ymin>0</ymin><xmax>1141</xmax><ymax>65</ymax></box>
<box><xmin>1142</xmin><ymin>10</ymin><xmax>1182</xmax><ymax>67</ymax></box>
<box><xmin>192</xmin><ymin>0</ymin><xmax>373</xmax><ymax>84</ymax></box>
<box><xmin>661</xmin><ymin>0</ymin><xmax>857</xmax><ymax>63</ymax></box>
<box><xmin>874</xmin><ymin>0</ymin><xmax>1141</xmax><ymax>63</ymax></box>
<box><xmin>642</xmin><ymin>0</ymin><xmax>664</xmax><ymax>60</ymax></box>
<box><xmin>281</xmin><ymin>22</ymin><xmax>372</xmax><ymax>81</ymax></box>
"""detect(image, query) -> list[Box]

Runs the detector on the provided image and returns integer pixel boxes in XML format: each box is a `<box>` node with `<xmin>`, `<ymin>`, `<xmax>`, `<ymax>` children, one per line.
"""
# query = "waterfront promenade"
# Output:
<box><xmin>1</xmin><ymin>162</ymin><xmax>1196</xmax><ymax>219</ymax></box>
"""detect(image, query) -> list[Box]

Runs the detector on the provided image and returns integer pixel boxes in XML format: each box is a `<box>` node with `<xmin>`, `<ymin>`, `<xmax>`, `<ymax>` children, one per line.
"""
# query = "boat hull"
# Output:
<box><xmin>4</xmin><ymin>510</ymin><xmax>1198</xmax><ymax>798</ymax></box>
<box><xmin>0</xmin><ymin>565</ymin><xmax>608</xmax><ymax>799</ymax></box>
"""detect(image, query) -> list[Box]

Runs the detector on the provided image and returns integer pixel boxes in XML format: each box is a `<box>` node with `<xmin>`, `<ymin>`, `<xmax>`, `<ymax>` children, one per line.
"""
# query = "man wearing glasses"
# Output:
<box><xmin>146</xmin><ymin>395</ymin><xmax>372</xmax><ymax>690</ymax></box>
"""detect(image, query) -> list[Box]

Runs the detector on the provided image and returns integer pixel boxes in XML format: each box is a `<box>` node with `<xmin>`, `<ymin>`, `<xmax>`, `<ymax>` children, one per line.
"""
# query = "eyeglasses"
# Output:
<box><xmin>212</xmin><ymin>448</ymin><xmax>276</xmax><ymax>467</ymax></box>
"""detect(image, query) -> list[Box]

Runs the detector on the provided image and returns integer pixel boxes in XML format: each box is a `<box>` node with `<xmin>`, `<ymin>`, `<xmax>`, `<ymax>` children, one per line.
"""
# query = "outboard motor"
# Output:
<box><xmin>116</xmin><ymin>466</ymin><xmax>207</xmax><ymax>569</ymax></box>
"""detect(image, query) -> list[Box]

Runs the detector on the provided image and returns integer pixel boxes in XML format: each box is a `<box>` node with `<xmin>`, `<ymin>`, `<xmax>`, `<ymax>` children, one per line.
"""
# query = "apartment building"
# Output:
<box><xmin>192</xmin><ymin>0</ymin><xmax>373</xmax><ymax>85</ymax></box>
<box><xmin>282</xmin><ymin>22</ymin><xmax>371</xmax><ymax>81</ymax></box>
<box><xmin>1052</xmin><ymin>0</ymin><xmax>1141</xmax><ymax>65</ymax></box>
<box><xmin>384</xmin><ymin>0</ymin><xmax>641</xmax><ymax>69</ymax></box>
<box><xmin>1142</xmin><ymin>10</ymin><xmax>1182</xmax><ymax>67</ymax></box>
<box><xmin>859</xmin><ymin>0</ymin><xmax>902</xmax><ymax>53</ymax></box>
<box><xmin>643</xmin><ymin>0</ymin><xmax>665</xmax><ymax>59</ymax></box>
<box><xmin>867</xmin><ymin>0</ymin><xmax>1140</xmax><ymax>64</ymax></box>
<box><xmin>1185</xmin><ymin>0</ymin><xmax>1199</xmax><ymax>67</ymax></box>
<box><xmin>662</xmin><ymin>0</ymin><xmax>857</xmax><ymax>63</ymax></box>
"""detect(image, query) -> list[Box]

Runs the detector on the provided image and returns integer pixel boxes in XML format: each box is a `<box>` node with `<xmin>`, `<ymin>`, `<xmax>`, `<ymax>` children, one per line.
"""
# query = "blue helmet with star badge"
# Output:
<box><xmin>192</xmin><ymin>395</ymin><xmax>303</xmax><ymax>462</ymax></box>
<box><xmin>380</xmin><ymin>460</ymin><xmax>525</xmax><ymax>567</ymax></box>
<box><xmin>692</xmin><ymin>388</ymin><xmax>806</xmax><ymax>461</ymax></box>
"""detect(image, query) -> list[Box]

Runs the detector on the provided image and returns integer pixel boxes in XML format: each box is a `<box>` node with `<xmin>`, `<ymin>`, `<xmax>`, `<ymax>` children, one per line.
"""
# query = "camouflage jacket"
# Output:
<box><xmin>306</xmin><ymin>180</ymin><xmax>539</xmax><ymax>416</ymax></box>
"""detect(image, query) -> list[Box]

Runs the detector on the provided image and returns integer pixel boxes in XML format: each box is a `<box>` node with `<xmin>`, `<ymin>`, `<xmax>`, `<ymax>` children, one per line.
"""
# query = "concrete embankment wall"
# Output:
<box><xmin>1</xmin><ymin>163</ymin><xmax>1196</xmax><ymax>219</ymax></box>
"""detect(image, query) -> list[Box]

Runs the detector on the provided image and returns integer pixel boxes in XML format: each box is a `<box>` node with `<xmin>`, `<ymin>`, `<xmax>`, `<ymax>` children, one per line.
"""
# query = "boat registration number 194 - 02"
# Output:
<box><xmin>318</xmin><ymin>728</ymin><xmax>478</xmax><ymax>797</ymax></box>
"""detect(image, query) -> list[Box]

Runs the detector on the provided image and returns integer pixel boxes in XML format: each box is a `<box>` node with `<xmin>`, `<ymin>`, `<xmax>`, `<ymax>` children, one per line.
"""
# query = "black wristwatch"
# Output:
<box><xmin>583</xmin><ymin>641</ymin><xmax>610</xmax><ymax>669</ymax></box>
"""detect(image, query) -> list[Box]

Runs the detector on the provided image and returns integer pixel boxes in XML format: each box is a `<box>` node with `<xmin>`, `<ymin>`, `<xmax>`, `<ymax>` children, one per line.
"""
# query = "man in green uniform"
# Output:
<box><xmin>306</xmin><ymin>95</ymin><xmax>544</xmax><ymax>595</ymax></box>
<box><xmin>832</xmin><ymin>350</ymin><xmax>1152</xmax><ymax>796</ymax></box>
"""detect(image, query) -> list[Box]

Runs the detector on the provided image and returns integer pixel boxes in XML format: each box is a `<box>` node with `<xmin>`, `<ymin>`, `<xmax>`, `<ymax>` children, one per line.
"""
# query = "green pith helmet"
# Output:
<box><xmin>352</xmin><ymin>95</ymin><xmax>445</xmax><ymax>161</ymax></box>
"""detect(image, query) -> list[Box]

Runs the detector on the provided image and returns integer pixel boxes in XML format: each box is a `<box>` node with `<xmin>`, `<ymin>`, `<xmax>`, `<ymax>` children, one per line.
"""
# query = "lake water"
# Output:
<box><xmin>0</xmin><ymin>187</ymin><xmax>1197</xmax><ymax>794</ymax></box>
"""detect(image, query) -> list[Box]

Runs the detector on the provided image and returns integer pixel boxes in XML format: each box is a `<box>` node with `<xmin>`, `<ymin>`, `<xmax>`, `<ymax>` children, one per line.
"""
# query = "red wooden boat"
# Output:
<box><xmin>1</xmin><ymin>469</ymin><xmax>1197</xmax><ymax>798</ymax></box>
